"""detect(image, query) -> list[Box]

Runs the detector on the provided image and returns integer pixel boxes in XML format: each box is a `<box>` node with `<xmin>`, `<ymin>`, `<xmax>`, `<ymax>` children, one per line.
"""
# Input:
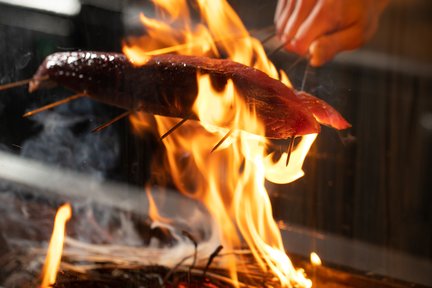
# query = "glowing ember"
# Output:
<box><xmin>124</xmin><ymin>0</ymin><xmax>317</xmax><ymax>286</ymax></box>
<box><xmin>310</xmin><ymin>252</ymin><xmax>322</xmax><ymax>266</ymax></box>
<box><xmin>40</xmin><ymin>203</ymin><xmax>72</xmax><ymax>288</ymax></box>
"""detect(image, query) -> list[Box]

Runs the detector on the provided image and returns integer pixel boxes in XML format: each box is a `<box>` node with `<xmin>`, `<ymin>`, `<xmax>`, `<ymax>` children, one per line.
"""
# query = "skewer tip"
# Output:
<box><xmin>22</xmin><ymin>92</ymin><xmax>85</xmax><ymax>118</ymax></box>
<box><xmin>211</xmin><ymin>129</ymin><xmax>234</xmax><ymax>153</ymax></box>
<box><xmin>285</xmin><ymin>136</ymin><xmax>296</xmax><ymax>167</ymax></box>
<box><xmin>92</xmin><ymin>111</ymin><xmax>131</xmax><ymax>133</ymax></box>
<box><xmin>160</xmin><ymin>116</ymin><xmax>190</xmax><ymax>140</ymax></box>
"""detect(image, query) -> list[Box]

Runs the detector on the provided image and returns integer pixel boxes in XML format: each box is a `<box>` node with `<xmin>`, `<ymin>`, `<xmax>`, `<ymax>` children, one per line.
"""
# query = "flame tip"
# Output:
<box><xmin>41</xmin><ymin>203</ymin><xmax>72</xmax><ymax>287</ymax></box>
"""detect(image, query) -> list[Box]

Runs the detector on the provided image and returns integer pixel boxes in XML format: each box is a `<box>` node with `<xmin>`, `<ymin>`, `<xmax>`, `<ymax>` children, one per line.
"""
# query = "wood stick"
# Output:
<box><xmin>23</xmin><ymin>92</ymin><xmax>85</xmax><ymax>117</ymax></box>
<box><xmin>267</xmin><ymin>42</ymin><xmax>286</xmax><ymax>58</ymax></box>
<box><xmin>202</xmin><ymin>245</ymin><xmax>223</xmax><ymax>278</ymax></box>
<box><xmin>182</xmin><ymin>230</ymin><xmax>198</xmax><ymax>286</ymax></box>
<box><xmin>92</xmin><ymin>111</ymin><xmax>131</xmax><ymax>133</ymax></box>
<box><xmin>162</xmin><ymin>255</ymin><xmax>192</xmax><ymax>285</ymax></box>
<box><xmin>211</xmin><ymin>129</ymin><xmax>234</xmax><ymax>153</ymax></box>
<box><xmin>0</xmin><ymin>78</ymin><xmax>32</xmax><ymax>91</ymax></box>
<box><xmin>286</xmin><ymin>136</ymin><xmax>296</xmax><ymax>167</ymax></box>
<box><xmin>0</xmin><ymin>75</ymin><xmax>49</xmax><ymax>92</ymax></box>
<box><xmin>160</xmin><ymin>116</ymin><xmax>190</xmax><ymax>140</ymax></box>
<box><xmin>260</xmin><ymin>32</ymin><xmax>276</xmax><ymax>45</ymax></box>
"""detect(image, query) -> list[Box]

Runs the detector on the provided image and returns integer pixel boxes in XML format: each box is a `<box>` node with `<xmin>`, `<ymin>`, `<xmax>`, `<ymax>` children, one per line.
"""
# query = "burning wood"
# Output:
<box><xmin>0</xmin><ymin>186</ymin><xmax>425</xmax><ymax>288</ymax></box>
<box><xmin>0</xmin><ymin>0</ymin><xmax>354</xmax><ymax>287</ymax></box>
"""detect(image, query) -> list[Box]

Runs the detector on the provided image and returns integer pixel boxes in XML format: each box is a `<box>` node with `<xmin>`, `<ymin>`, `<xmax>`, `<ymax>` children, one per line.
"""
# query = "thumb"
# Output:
<box><xmin>308</xmin><ymin>24</ymin><xmax>366</xmax><ymax>67</ymax></box>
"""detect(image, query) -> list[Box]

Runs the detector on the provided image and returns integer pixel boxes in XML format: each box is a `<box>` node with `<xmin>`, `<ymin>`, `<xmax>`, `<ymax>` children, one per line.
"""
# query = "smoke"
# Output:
<box><xmin>20</xmin><ymin>100</ymin><xmax>119</xmax><ymax>179</ymax></box>
<box><xmin>14</xmin><ymin>52</ymin><xmax>32</xmax><ymax>70</ymax></box>
<box><xmin>0</xmin><ymin>180</ymin><xmax>217</xmax><ymax>286</ymax></box>
<box><xmin>0</xmin><ymin>99</ymin><xmax>221</xmax><ymax>286</ymax></box>
<box><xmin>71</xmin><ymin>201</ymin><xmax>146</xmax><ymax>246</ymax></box>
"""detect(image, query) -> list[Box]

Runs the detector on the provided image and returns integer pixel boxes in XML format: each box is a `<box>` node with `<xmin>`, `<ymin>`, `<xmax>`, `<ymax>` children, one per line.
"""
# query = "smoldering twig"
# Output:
<box><xmin>161</xmin><ymin>255</ymin><xmax>191</xmax><ymax>287</ymax></box>
<box><xmin>182</xmin><ymin>230</ymin><xmax>198</xmax><ymax>285</ymax></box>
<box><xmin>47</xmin><ymin>237</ymin><xmax>274</xmax><ymax>287</ymax></box>
<box><xmin>202</xmin><ymin>245</ymin><xmax>223</xmax><ymax>278</ymax></box>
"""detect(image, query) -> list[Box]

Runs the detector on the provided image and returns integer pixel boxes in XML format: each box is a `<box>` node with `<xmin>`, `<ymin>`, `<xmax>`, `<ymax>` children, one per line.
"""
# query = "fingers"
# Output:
<box><xmin>281</xmin><ymin>0</ymin><xmax>316</xmax><ymax>43</ymax></box>
<box><xmin>308</xmin><ymin>24</ymin><xmax>366</xmax><ymax>66</ymax></box>
<box><xmin>275</xmin><ymin>0</ymin><xmax>296</xmax><ymax>36</ymax></box>
<box><xmin>274</xmin><ymin>0</ymin><xmax>387</xmax><ymax>64</ymax></box>
<box><xmin>289</xmin><ymin>1</ymin><xmax>335</xmax><ymax>55</ymax></box>
<box><xmin>274</xmin><ymin>0</ymin><xmax>287</xmax><ymax>23</ymax></box>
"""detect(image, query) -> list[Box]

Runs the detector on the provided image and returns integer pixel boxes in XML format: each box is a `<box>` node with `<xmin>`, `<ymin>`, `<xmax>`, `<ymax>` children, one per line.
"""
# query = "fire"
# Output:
<box><xmin>124</xmin><ymin>0</ymin><xmax>316</xmax><ymax>286</ymax></box>
<box><xmin>310</xmin><ymin>252</ymin><xmax>322</xmax><ymax>266</ymax></box>
<box><xmin>265</xmin><ymin>134</ymin><xmax>317</xmax><ymax>184</ymax></box>
<box><xmin>41</xmin><ymin>203</ymin><xmax>72</xmax><ymax>288</ymax></box>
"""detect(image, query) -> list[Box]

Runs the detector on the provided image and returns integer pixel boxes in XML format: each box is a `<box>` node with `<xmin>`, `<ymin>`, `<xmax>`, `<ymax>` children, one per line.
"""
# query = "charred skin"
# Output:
<box><xmin>30</xmin><ymin>51</ymin><xmax>350</xmax><ymax>139</ymax></box>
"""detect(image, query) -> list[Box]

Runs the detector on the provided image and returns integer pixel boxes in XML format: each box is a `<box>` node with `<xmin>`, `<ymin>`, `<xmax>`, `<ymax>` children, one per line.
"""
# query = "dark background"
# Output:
<box><xmin>0</xmin><ymin>0</ymin><xmax>431</xmax><ymax>264</ymax></box>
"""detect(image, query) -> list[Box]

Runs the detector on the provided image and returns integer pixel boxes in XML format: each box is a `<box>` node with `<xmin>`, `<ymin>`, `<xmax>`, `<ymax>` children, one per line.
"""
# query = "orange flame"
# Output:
<box><xmin>41</xmin><ymin>203</ymin><xmax>72</xmax><ymax>288</ymax></box>
<box><xmin>124</xmin><ymin>0</ymin><xmax>316</xmax><ymax>286</ymax></box>
<box><xmin>310</xmin><ymin>252</ymin><xmax>322</xmax><ymax>266</ymax></box>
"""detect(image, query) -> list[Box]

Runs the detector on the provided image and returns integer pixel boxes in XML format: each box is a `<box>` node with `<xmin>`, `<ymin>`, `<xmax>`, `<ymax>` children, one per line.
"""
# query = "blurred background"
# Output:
<box><xmin>0</xmin><ymin>0</ymin><xmax>431</xmax><ymax>285</ymax></box>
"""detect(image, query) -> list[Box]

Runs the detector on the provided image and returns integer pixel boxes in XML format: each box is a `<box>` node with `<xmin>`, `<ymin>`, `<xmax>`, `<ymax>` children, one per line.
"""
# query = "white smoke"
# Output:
<box><xmin>21</xmin><ymin>100</ymin><xmax>119</xmax><ymax>179</ymax></box>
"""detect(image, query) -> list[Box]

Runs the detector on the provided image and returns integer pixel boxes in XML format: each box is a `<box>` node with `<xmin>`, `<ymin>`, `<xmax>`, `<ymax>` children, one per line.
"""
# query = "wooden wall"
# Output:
<box><xmin>269</xmin><ymin>0</ymin><xmax>432</xmax><ymax>260</ymax></box>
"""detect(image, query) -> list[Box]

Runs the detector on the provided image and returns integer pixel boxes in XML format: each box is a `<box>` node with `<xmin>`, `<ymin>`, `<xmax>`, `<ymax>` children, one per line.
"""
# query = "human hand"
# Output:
<box><xmin>274</xmin><ymin>0</ymin><xmax>389</xmax><ymax>66</ymax></box>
